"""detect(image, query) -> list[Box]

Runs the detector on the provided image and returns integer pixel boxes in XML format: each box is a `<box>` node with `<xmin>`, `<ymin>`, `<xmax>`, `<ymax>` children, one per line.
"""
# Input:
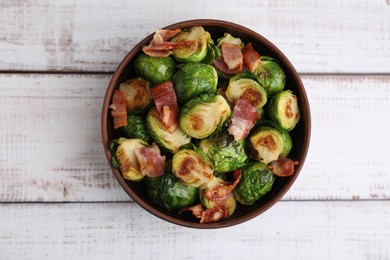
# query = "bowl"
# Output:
<box><xmin>102</xmin><ymin>19</ymin><xmax>311</xmax><ymax>228</ymax></box>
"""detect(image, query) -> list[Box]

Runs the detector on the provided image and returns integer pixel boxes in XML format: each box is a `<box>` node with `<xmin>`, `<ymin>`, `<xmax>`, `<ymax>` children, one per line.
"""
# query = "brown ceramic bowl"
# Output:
<box><xmin>102</xmin><ymin>19</ymin><xmax>311</xmax><ymax>228</ymax></box>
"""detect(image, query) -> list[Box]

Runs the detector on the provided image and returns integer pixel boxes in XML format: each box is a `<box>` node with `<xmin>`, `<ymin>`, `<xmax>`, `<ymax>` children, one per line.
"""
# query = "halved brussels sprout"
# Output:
<box><xmin>254</xmin><ymin>56</ymin><xmax>286</xmax><ymax>95</ymax></box>
<box><xmin>268</xmin><ymin>90</ymin><xmax>300</xmax><ymax>131</ymax></box>
<box><xmin>134</xmin><ymin>54</ymin><xmax>176</xmax><ymax>86</ymax></box>
<box><xmin>180</xmin><ymin>94</ymin><xmax>231</xmax><ymax>139</ymax></box>
<box><xmin>118</xmin><ymin>77</ymin><xmax>152</xmax><ymax>113</ymax></box>
<box><xmin>172</xmin><ymin>148</ymin><xmax>213</xmax><ymax>188</ymax></box>
<box><xmin>116</xmin><ymin>114</ymin><xmax>150</xmax><ymax>142</ymax></box>
<box><xmin>146</xmin><ymin>108</ymin><xmax>191</xmax><ymax>153</ymax></box>
<box><xmin>114</xmin><ymin>138</ymin><xmax>148</xmax><ymax>181</ymax></box>
<box><xmin>217</xmin><ymin>33</ymin><xmax>244</xmax><ymax>48</ymax></box>
<box><xmin>248</xmin><ymin>126</ymin><xmax>285</xmax><ymax>164</ymax></box>
<box><xmin>171</xmin><ymin>26</ymin><xmax>211</xmax><ymax>63</ymax></box>
<box><xmin>199</xmin><ymin>131</ymin><xmax>247</xmax><ymax>173</ymax></box>
<box><xmin>233</xmin><ymin>162</ymin><xmax>275</xmax><ymax>205</ymax></box>
<box><xmin>172</xmin><ymin>63</ymin><xmax>218</xmax><ymax>104</ymax></box>
<box><xmin>146</xmin><ymin>171</ymin><xmax>198</xmax><ymax>211</ymax></box>
<box><xmin>226</xmin><ymin>77</ymin><xmax>267</xmax><ymax>110</ymax></box>
<box><xmin>199</xmin><ymin>177</ymin><xmax>236</xmax><ymax>217</ymax></box>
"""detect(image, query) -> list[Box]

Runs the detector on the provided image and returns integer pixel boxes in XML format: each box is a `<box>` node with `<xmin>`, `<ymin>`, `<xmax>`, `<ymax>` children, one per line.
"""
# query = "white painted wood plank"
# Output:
<box><xmin>0</xmin><ymin>0</ymin><xmax>389</xmax><ymax>73</ymax></box>
<box><xmin>0</xmin><ymin>74</ymin><xmax>128</xmax><ymax>202</ymax></box>
<box><xmin>289</xmin><ymin>75</ymin><xmax>390</xmax><ymax>200</ymax></box>
<box><xmin>0</xmin><ymin>201</ymin><xmax>389</xmax><ymax>259</ymax></box>
<box><xmin>1</xmin><ymin>74</ymin><xmax>390</xmax><ymax>202</ymax></box>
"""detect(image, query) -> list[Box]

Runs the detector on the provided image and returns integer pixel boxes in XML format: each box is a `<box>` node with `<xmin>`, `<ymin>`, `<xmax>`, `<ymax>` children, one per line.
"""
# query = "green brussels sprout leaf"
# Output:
<box><xmin>199</xmin><ymin>131</ymin><xmax>248</xmax><ymax>173</ymax></box>
<box><xmin>172</xmin><ymin>63</ymin><xmax>218</xmax><ymax>104</ymax></box>
<box><xmin>233</xmin><ymin>162</ymin><xmax>275</xmax><ymax>205</ymax></box>
<box><xmin>146</xmin><ymin>171</ymin><xmax>198</xmax><ymax>211</ymax></box>
<box><xmin>116</xmin><ymin>114</ymin><xmax>151</xmax><ymax>142</ymax></box>
<box><xmin>254</xmin><ymin>56</ymin><xmax>286</xmax><ymax>95</ymax></box>
<box><xmin>134</xmin><ymin>54</ymin><xmax>176</xmax><ymax>86</ymax></box>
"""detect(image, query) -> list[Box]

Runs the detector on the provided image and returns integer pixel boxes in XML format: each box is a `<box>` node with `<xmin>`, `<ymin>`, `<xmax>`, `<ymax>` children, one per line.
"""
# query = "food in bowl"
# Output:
<box><xmin>102</xmin><ymin>20</ymin><xmax>310</xmax><ymax>228</ymax></box>
<box><xmin>106</xmin><ymin>24</ymin><xmax>302</xmax><ymax>224</ymax></box>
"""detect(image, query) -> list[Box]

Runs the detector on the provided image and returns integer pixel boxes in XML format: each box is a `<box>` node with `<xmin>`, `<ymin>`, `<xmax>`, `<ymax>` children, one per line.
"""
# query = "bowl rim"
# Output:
<box><xmin>101</xmin><ymin>19</ymin><xmax>311</xmax><ymax>229</ymax></box>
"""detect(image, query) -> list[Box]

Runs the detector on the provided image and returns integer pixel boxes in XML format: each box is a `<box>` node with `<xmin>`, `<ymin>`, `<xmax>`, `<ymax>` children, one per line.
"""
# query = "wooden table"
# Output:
<box><xmin>1</xmin><ymin>1</ymin><xmax>389</xmax><ymax>259</ymax></box>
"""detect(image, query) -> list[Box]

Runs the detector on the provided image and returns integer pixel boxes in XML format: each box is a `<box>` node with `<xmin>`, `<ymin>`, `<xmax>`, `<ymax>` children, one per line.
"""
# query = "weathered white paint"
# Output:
<box><xmin>0</xmin><ymin>74</ymin><xmax>389</xmax><ymax>202</ymax></box>
<box><xmin>0</xmin><ymin>201</ymin><xmax>389</xmax><ymax>259</ymax></box>
<box><xmin>1</xmin><ymin>1</ymin><xmax>389</xmax><ymax>259</ymax></box>
<box><xmin>0</xmin><ymin>0</ymin><xmax>389</xmax><ymax>73</ymax></box>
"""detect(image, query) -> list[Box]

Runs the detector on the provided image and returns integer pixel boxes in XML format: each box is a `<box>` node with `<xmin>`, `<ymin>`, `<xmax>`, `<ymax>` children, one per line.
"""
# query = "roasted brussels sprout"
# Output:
<box><xmin>134</xmin><ymin>54</ymin><xmax>176</xmax><ymax>86</ymax></box>
<box><xmin>113</xmin><ymin>138</ymin><xmax>148</xmax><ymax>181</ymax></box>
<box><xmin>225</xmin><ymin>76</ymin><xmax>267</xmax><ymax>111</ymax></box>
<box><xmin>180</xmin><ymin>94</ymin><xmax>231</xmax><ymax>139</ymax></box>
<box><xmin>199</xmin><ymin>177</ymin><xmax>237</xmax><ymax>218</ymax></box>
<box><xmin>233</xmin><ymin>162</ymin><xmax>275</xmax><ymax>205</ymax></box>
<box><xmin>248</xmin><ymin>126</ymin><xmax>285</xmax><ymax>164</ymax></box>
<box><xmin>116</xmin><ymin>114</ymin><xmax>150</xmax><ymax>142</ymax></box>
<box><xmin>172</xmin><ymin>148</ymin><xmax>213</xmax><ymax>188</ymax></box>
<box><xmin>171</xmin><ymin>26</ymin><xmax>211</xmax><ymax>63</ymax></box>
<box><xmin>254</xmin><ymin>56</ymin><xmax>286</xmax><ymax>95</ymax></box>
<box><xmin>268</xmin><ymin>90</ymin><xmax>300</xmax><ymax>131</ymax></box>
<box><xmin>118</xmin><ymin>77</ymin><xmax>152</xmax><ymax>113</ymax></box>
<box><xmin>146</xmin><ymin>171</ymin><xmax>198</xmax><ymax>211</ymax></box>
<box><xmin>172</xmin><ymin>63</ymin><xmax>218</xmax><ymax>104</ymax></box>
<box><xmin>217</xmin><ymin>33</ymin><xmax>244</xmax><ymax>49</ymax></box>
<box><xmin>146</xmin><ymin>107</ymin><xmax>191</xmax><ymax>153</ymax></box>
<box><xmin>199</xmin><ymin>131</ymin><xmax>247</xmax><ymax>173</ymax></box>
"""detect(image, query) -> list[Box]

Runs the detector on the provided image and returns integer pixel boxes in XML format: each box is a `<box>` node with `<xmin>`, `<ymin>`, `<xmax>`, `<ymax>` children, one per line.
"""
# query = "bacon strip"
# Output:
<box><xmin>269</xmin><ymin>157</ymin><xmax>299</xmax><ymax>177</ymax></box>
<box><xmin>204</xmin><ymin>170</ymin><xmax>242</xmax><ymax>204</ymax></box>
<box><xmin>242</xmin><ymin>43</ymin><xmax>261</xmax><ymax>72</ymax></box>
<box><xmin>151</xmin><ymin>81</ymin><xmax>179</xmax><ymax>133</ymax></box>
<box><xmin>134</xmin><ymin>143</ymin><xmax>165</xmax><ymax>177</ymax></box>
<box><xmin>142</xmin><ymin>29</ymin><xmax>194</xmax><ymax>57</ymax></box>
<box><xmin>200</xmin><ymin>208</ymin><xmax>229</xmax><ymax>224</ymax></box>
<box><xmin>179</xmin><ymin>204</ymin><xmax>230</xmax><ymax>224</ymax></box>
<box><xmin>221</xmin><ymin>43</ymin><xmax>243</xmax><ymax>70</ymax></box>
<box><xmin>228</xmin><ymin>99</ymin><xmax>260</xmax><ymax>141</ymax></box>
<box><xmin>109</xmin><ymin>90</ymin><xmax>128</xmax><ymax>129</ymax></box>
<box><xmin>179</xmin><ymin>171</ymin><xmax>241</xmax><ymax>223</ymax></box>
<box><xmin>213</xmin><ymin>57</ymin><xmax>242</xmax><ymax>75</ymax></box>
<box><xmin>179</xmin><ymin>204</ymin><xmax>203</xmax><ymax>218</ymax></box>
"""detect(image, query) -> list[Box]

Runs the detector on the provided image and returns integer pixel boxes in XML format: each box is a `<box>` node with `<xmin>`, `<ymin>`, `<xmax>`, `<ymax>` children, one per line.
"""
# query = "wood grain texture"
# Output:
<box><xmin>0</xmin><ymin>74</ymin><xmax>389</xmax><ymax>202</ymax></box>
<box><xmin>0</xmin><ymin>201</ymin><xmax>389</xmax><ymax>259</ymax></box>
<box><xmin>0</xmin><ymin>74</ymin><xmax>127</xmax><ymax>202</ymax></box>
<box><xmin>0</xmin><ymin>0</ymin><xmax>389</xmax><ymax>73</ymax></box>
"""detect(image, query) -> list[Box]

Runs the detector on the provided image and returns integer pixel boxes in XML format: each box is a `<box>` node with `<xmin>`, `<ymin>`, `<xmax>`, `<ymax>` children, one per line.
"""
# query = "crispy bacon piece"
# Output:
<box><xmin>142</xmin><ymin>29</ymin><xmax>194</xmax><ymax>57</ymax></box>
<box><xmin>204</xmin><ymin>170</ymin><xmax>242</xmax><ymax>205</ymax></box>
<box><xmin>242</xmin><ymin>43</ymin><xmax>261</xmax><ymax>72</ymax></box>
<box><xmin>221</xmin><ymin>43</ymin><xmax>243</xmax><ymax>70</ymax></box>
<box><xmin>213</xmin><ymin>42</ymin><xmax>244</xmax><ymax>75</ymax></box>
<box><xmin>269</xmin><ymin>157</ymin><xmax>299</xmax><ymax>177</ymax></box>
<box><xmin>200</xmin><ymin>208</ymin><xmax>230</xmax><ymax>224</ymax></box>
<box><xmin>213</xmin><ymin>57</ymin><xmax>242</xmax><ymax>75</ymax></box>
<box><xmin>179</xmin><ymin>204</ymin><xmax>230</xmax><ymax>224</ymax></box>
<box><xmin>179</xmin><ymin>204</ymin><xmax>204</xmax><ymax>218</ymax></box>
<box><xmin>180</xmin><ymin>171</ymin><xmax>241</xmax><ymax>224</ymax></box>
<box><xmin>109</xmin><ymin>90</ymin><xmax>128</xmax><ymax>129</ymax></box>
<box><xmin>134</xmin><ymin>143</ymin><xmax>165</xmax><ymax>177</ymax></box>
<box><xmin>151</xmin><ymin>81</ymin><xmax>179</xmax><ymax>133</ymax></box>
<box><xmin>228</xmin><ymin>99</ymin><xmax>260</xmax><ymax>141</ymax></box>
